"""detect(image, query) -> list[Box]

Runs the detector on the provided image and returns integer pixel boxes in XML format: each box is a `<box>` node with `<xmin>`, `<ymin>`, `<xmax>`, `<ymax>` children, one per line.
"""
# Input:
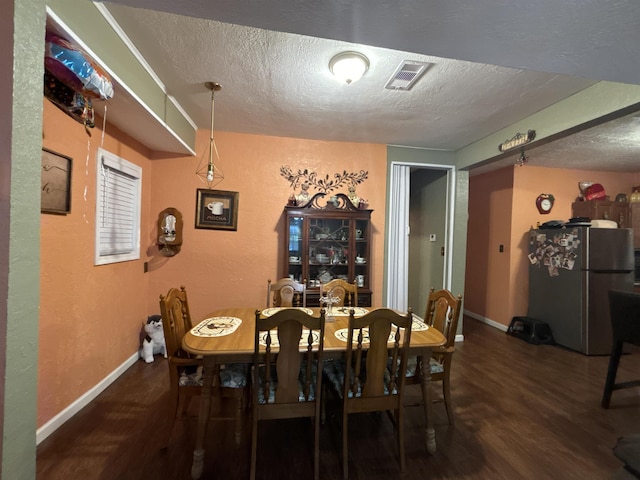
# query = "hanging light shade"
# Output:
<box><xmin>195</xmin><ymin>81</ymin><xmax>224</xmax><ymax>189</ymax></box>
<box><xmin>329</xmin><ymin>51</ymin><xmax>369</xmax><ymax>85</ymax></box>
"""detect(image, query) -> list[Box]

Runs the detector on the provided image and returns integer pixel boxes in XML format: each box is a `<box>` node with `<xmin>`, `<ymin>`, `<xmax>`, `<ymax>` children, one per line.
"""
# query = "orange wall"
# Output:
<box><xmin>466</xmin><ymin>163</ymin><xmax>640</xmax><ymax>327</ymax></box>
<box><xmin>147</xmin><ymin>131</ymin><xmax>387</xmax><ymax>321</ymax></box>
<box><xmin>465</xmin><ymin>166</ymin><xmax>514</xmax><ymax>323</ymax></box>
<box><xmin>39</xmin><ymin>101</ymin><xmax>153</xmax><ymax>426</ymax></box>
<box><xmin>39</xmin><ymin>104</ymin><xmax>387</xmax><ymax>428</ymax></box>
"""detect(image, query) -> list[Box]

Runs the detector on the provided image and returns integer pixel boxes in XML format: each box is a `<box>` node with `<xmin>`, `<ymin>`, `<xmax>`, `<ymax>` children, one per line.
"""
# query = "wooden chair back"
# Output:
<box><xmin>343</xmin><ymin>307</ymin><xmax>412</xmax><ymax>408</ymax></box>
<box><xmin>159</xmin><ymin>285</ymin><xmax>194</xmax><ymax>359</ymax></box>
<box><xmin>340</xmin><ymin>308</ymin><xmax>412</xmax><ymax>478</ymax></box>
<box><xmin>159</xmin><ymin>286</ymin><xmax>248</xmax><ymax>447</ymax></box>
<box><xmin>251</xmin><ymin>308</ymin><xmax>326</xmax><ymax>480</ymax></box>
<box><xmin>158</xmin><ymin>286</ymin><xmax>200</xmax><ymax>446</ymax></box>
<box><xmin>266</xmin><ymin>278</ymin><xmax>307</xmax><ymax>307</ymax></box>
<box><xmin>320</xmin><ymin>279</ymin><xmax>358</xmax><ymax>307</ymax></box>
<box><xmin>406</xmin><ymin>287</ymin><xmax>462</xmax><ymax>425</ymax></box>
<box><xmin>424</xmin><ymin>288</ymin><xmax>463</xmax><ymax>351</ymax></box>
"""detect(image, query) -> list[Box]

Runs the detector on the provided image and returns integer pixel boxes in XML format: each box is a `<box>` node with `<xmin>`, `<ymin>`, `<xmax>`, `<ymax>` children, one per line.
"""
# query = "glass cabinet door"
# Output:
<box><xmin>307</xmin><ymin>217</ymin><xmax>350</xmax><ymax>288</ymax></box>
<box><xmin>287</xmin><ymin>216</ymin><xmax>303</xmax><ymax>282</ymax></box>
<box><xmin>354</xmin><ymin>219</ymin><xmax>369</xmax><ymax>288</ymax></box>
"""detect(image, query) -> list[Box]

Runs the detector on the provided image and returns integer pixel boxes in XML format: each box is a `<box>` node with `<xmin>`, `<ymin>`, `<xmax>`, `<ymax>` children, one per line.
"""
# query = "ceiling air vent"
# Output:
<box><xmin>385</xmin><ymin>61</ymin><xmax>431</xmax><ymax>91</ymax></box>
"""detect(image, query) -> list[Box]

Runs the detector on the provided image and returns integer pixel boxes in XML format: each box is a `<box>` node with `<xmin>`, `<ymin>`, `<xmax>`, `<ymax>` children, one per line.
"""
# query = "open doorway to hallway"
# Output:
<box><xmin>386</xmin><ymin>162</ymin><xmax>455</xmax><ymax>314</ymax></box>
<box><xmin>408</xmin><ymin>168</ymin><xmax>449</xmax><ymax>315</ymax></box>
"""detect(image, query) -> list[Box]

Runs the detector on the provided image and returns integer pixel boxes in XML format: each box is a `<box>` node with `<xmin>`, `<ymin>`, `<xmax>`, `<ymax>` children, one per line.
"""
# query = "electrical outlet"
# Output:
<box><xmin>429</xmin><ymin>234</ymin><xmax>436</xmax><ymax>242</ymax></box>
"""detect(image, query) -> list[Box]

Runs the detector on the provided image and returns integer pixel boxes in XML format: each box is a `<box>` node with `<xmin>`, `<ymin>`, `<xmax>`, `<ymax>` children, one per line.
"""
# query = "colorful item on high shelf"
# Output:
<box><xmin>44</xmin><ymin>71</ymin><xmax>95</xmax><ymax>128</ymax></box>
<box><xmin>584</xmin><ymin>183</ymin><xmax>606</xmax><ymax>200</ymax></box>
<box><xmin>45</xmin><ymin>33</ymin><xmax>114</xmax><ymax>100</ymax></box>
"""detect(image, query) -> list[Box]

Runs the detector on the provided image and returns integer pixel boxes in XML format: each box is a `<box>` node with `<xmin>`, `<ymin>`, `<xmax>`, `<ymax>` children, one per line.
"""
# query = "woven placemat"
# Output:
<box><xmin>261</xmin><ymin>307</ymin><xmax>314</xmax><ymax>317</ymax></box>
<box><xmin>190</xmin><ymin>316</ymin><xmax>242</xmax><ymax>337</ymax></box>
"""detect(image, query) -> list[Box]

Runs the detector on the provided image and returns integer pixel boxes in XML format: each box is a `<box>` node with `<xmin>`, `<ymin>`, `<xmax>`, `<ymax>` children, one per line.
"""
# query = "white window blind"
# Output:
<box><xmin>95</xmin><ymin>148</ymin><xmax>142</xmax><ymax>265</ymax></box>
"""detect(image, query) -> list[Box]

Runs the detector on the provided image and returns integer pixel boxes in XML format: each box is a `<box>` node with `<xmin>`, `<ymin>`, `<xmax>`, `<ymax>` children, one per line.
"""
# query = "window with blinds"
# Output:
<box><xmin>94</xmin><ymin>148</ymin><xmax>142</xmax><ymax>265</ymax></box>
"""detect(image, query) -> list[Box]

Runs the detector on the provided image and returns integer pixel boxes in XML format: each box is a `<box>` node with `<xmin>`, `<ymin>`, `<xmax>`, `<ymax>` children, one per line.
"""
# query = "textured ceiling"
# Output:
<box><xmin>56</xmin><ymin>1</ymin><xmax>640</xmax><ymax>173</ymax></box>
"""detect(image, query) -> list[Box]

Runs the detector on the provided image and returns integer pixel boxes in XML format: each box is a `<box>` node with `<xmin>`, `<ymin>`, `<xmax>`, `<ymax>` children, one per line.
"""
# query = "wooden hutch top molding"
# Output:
<box><xmin>285</xmin><ymin>192</ymin><xmax>372</xmax><ymax>212</ymax></box>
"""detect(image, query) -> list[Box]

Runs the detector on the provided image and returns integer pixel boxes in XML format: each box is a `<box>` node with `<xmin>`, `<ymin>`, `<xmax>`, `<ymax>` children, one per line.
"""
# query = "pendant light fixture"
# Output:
<box><xmin>195</xmin><ymin>81</ymin><xmax>224</xmax><ymax>189</ymax></box>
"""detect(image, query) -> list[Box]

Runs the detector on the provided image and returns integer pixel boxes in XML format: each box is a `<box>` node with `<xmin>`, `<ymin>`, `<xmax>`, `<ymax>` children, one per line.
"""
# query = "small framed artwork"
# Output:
<box><xmin>195</xmin><ymin>189</ymin><xmax>239</xmax><ymax>231</ymax></box>
<box><xmin>41</xmin><ymin>148</ymin><xmax>72</xmax><ymax>214</ymax></box>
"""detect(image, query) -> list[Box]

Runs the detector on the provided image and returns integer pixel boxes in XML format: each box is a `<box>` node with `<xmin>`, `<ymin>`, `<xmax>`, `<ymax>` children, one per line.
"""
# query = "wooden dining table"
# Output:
<box><xmin>182</xmin><ymin>306</ymin><xmax>446</xmax><ymax>480</ymax></box>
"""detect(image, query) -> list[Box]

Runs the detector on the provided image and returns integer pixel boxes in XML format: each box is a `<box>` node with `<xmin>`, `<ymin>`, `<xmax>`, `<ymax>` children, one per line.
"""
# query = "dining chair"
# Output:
<box><xmin>323</xmin><ymin>308</ymin><xmax>413</xmax><ymax>480</ymax></box>
<box><xmin>266</xmin><ymin>278</ymin><xmax>307</xmax><ymax>307</ymax></box>
<box><xmin>251</xmin><ymin>308</ymin><xmax>326</xmax><ymax>480</ymax></box>
<box><xmin>602</xmin><ymin>289</ymin><xmax>640</xmax><ymax>408</ymax></box>
<box><xmin>319</xmin><ymin>279</ymin><xmax>358</xmax><ymax>307</ymax></box>
<box><xmin>405</xmin><ymin>288</ymin><xmax>462</xmax><ymax>425</ymax></box>
<box><xmin>159</xmin><ymin>286</ymin><xmax>248</xmax><ymax>447</ymax></box>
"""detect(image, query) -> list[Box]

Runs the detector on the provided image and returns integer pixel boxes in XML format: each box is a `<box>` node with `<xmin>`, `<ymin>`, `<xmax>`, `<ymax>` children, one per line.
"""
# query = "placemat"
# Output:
<box><xmin>334</xmin><ymin>319</ymin><xmax>427</xmax><ymax>343</ymax></box>
<box><xmin>190</xmin><ymin>316</ymin><xmax>242</xmax><ymax>337</ymax></box>
<box><xmin>259</xmin><ymin>329</ymin><xmax>321</xmax><ymax>347</ymax></box>
<box><xmin>411</xmin><ymin>317</ymin><xmax>429</xmax><ymax>331</ymax></box>
<box><xmin>261</xmin><ymin>307</ymin><xmax>314</xmax><ymax>317</ymax></box>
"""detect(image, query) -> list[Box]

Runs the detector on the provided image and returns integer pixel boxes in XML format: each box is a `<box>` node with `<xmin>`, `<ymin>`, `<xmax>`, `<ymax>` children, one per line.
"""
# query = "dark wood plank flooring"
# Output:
<box><xmin>37</xmin><ymin>317</ymin><xmax>640</xmax><ymax>479</ymax></box>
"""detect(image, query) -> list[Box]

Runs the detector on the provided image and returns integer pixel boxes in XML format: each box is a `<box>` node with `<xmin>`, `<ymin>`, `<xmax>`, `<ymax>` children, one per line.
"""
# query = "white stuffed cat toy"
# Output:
<box><xmin>141</xmin><ymin>314</ymin><xmax>167</xmax><ymax>363</ymax></box>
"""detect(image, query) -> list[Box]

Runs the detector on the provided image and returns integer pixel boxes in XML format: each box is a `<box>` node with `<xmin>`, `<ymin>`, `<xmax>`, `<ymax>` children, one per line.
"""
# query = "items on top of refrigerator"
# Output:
<box><xmin>584</xmin><ymin>183</ymin><xmax>606</xmax><ymax>200</ymax></box>
<box><xmin>590</xmin><ymin>220</ymin><xmax>618</xmax><ymax>229</ymax></box>
<box><xmin>539</xmin><ymin>220</ymin><xmax>565</xmax><ymax>229</ymax></box>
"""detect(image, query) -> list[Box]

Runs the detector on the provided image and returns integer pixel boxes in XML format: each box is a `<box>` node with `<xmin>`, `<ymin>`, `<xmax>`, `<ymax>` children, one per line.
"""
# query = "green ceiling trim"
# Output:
<box><xmin>46</xmin><ymin>0</ymin><xmax>196</xmax><ymax>154</ymax></box>
<box><xmin>456</xmin><ymin>81</ymin><xmax>640</xmax><ymax>170</ymax></box>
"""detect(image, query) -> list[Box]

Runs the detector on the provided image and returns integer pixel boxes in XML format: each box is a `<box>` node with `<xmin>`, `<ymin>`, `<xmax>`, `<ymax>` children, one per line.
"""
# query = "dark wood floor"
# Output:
<box><xmin>37</xmin><ymin>317</ymin><xmax>640</xmax><ymax>479</ymax></box>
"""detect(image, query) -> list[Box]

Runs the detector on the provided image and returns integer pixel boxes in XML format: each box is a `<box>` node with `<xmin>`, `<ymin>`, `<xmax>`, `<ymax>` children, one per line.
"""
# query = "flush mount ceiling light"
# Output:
<box><xmin>195</xmin><ymin>81</ymin><xmax>224</xmax><ymax>189</ymax></box>
<box><xmin>329</xmin><ymin>51</ymin><xmax>370</xmax><ymax>85</ymax></box>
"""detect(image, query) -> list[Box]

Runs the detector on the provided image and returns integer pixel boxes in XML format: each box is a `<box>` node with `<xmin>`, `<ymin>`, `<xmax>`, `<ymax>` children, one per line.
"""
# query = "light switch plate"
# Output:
<box><xmin>429</xmin><ymin>234</ymin><xmax>436</xmax><ymax>242</ymax></box>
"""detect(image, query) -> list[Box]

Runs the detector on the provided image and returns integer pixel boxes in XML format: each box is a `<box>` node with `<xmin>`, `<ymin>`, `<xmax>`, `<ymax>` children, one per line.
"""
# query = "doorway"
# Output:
<box><xmin>408</xmin><ymin>168</ymin><xmax>449</xmax><ymax>314</ymax></box>
<box><xmin>386</xmin><ymin>162</ymin><xmax>455</xmax><ymax>313</ymax></box>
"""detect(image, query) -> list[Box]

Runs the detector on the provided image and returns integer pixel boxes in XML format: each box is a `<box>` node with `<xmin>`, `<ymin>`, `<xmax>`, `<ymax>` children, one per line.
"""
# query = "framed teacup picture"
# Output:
<box><xmin>195</xmin><ymin>189</ymin><xmax>239</xmax><ymax>230</ymax></box>
<box><xmin>41</xmin><ymin>148</ymin><xmax>72</xmax><ymax>214</ymax></box>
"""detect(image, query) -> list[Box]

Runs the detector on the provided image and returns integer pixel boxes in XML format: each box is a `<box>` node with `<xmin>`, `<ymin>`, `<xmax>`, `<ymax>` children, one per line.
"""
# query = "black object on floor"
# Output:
<box><xmin>507</xmin><ymin>316</ymin><xmax>555</xmax><ymax>345</ymax></box>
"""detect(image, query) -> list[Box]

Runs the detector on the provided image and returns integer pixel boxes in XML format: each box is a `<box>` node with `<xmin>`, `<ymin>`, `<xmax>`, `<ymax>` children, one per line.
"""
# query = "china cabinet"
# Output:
<box><xmin>283</xmin><ymin>192</ymin><xmax>372</xmax><ymax>306</ymax></box>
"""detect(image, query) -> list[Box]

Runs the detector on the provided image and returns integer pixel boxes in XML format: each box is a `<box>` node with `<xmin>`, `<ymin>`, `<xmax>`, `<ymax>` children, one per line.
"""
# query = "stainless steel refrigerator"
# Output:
<box><xmin>527</xmin><ymin>227</ymin><xmax>634</xmax><ymax>355</ymax></box>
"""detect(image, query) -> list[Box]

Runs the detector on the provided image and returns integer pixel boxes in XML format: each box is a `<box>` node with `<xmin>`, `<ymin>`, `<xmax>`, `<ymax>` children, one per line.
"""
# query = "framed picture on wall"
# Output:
<box><xmin>195</xmin><ymin>188</ymin><xmax>239</xmax><ymax>231</ymax></box>
<box><xmin>41</xmin><ymin>148</ymin><xmax>72</xmax><ymax>214</ymax></box>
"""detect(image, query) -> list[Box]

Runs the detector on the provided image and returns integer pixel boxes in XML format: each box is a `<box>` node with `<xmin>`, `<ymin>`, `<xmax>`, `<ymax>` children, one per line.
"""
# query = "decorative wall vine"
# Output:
<box><xmin>280</xmin><ymin>166</ymin><xmax>368</xmax><ymax>193</ymax></box>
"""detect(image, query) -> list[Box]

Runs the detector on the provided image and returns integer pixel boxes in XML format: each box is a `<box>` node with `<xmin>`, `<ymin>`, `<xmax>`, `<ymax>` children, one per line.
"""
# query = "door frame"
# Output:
<box><xmin>385</xmin><ymin>161</ymin><xmax>456</xmax><ymax>311</ymax></box>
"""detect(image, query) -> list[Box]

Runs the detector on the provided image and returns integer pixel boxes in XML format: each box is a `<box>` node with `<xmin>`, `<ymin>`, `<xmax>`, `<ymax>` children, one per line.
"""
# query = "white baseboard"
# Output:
<box><xmin>464</xmin><ymin>310</ymin><xmax>509</xmax><ymax>332</ymax></box>
<box><xmin>36</xmin><ymin>351</ymin><xmax>139</xmax><ymax>445</ymax></box>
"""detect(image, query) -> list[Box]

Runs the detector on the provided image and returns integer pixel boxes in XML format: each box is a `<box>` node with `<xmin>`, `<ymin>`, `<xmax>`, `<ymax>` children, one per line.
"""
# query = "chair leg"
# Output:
<box><xmin>234</xmin><ymin>396</ymin><xmax>243</xmax><ymax>445</ymax></box>
<box><xmin>342</xmin><ymin>408</ymin><xmax>349</xmax><ymax>480</ymax></box>
<box><xmin>602</xmin><ymin>341</ymin><xmax>624</xmax><ymax>409</ymax></box>
<box><xmin>250</xmin><ymin>408</ymin><xmax>258</xmax><ymax>480</ymax></box>
<box><xmin>397</xmin><ymin>407</ymin><xmax>406</xmax><ymax>473</ymax></box>
<box><xmin>314</xmin><ymin>413</ymin><xmax>320</xmax><ymax>480</ymax></box>
<box><xmin>442</xmin><ymin>368</ymin><xmax>455</xmax><ymax>425</ymax></box>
